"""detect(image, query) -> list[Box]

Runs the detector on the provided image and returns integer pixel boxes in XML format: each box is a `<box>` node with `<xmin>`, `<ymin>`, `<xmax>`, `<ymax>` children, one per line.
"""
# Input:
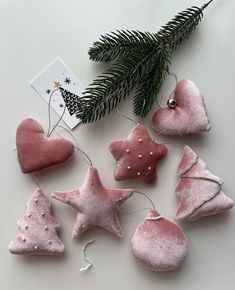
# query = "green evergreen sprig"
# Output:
<box><xmin>76</xmin><ymin>1</ymin><xmax>214</xmax><ymax>123</ymax></box>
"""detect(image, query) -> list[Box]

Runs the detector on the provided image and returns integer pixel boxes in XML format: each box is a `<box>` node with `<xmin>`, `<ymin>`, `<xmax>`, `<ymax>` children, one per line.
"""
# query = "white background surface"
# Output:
<box><xmin>1</xmin><ymin>0</ymin><xmax>235</xmax><ymax>289</ymax></box>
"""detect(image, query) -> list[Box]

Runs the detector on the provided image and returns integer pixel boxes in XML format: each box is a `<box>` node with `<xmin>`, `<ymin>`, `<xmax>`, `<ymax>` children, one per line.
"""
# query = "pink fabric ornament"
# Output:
<box><xmin>175</xmin><ymin>146</ymin><xmax>233</xmax><ymax>221</ymax></box>
<box><xmin>131</xmin><ymin>209</ymin><xmax>188</xmax><ymax>271</ymax></box>
<box><xmin>109</xmin><ymin>125</ymin><xmax>167</xmax><ymax>183</ymax></box>
<box><xmin>151</xmin><ymin>79</ymin><xmax>211</xmax><ymax>135</ymax></box>
<box><xmin>16</xmin><ymin>118</ymin><xmax>74</xmax><ymax>173</ymax></box>
<box><xmin>52</xmin><ymin>166</ymin><xmax>133</xmax><ymax>238</ymax></box>
<box><xmin>9</xmin><ymin>188</ymin><xmax>64</xmax><ymax>255</ymax></box>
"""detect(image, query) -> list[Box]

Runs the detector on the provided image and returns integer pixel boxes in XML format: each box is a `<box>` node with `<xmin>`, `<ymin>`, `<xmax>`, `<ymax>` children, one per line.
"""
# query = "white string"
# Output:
<box><xmin>153</xmin><ymin>131</ymin><xmax>185</xmax><ymax>150</ymax></box>
<box><xmin>54</xmin><ymin>125</ymin><xmax>93</xmax><ymax>167</ymax></box>
<box><xmin>13</xmin><ymin>149</ymin><xmax>40</xmax><ymax>188</ymax></box>
<box><xmin>80</xmin><ymin>240</ymin><xmax>95</xmax><ymax>272</ymax></box>
<box><xmin>146</xmin><ymin>215</ymin><xmax>164</xmax><ymax>221</ymax></box>
<box><xmin>117</xmin><ymin>206</ymin><xmax>151</xmax><ymax>215</ymax></box>
<box><xmin>117</xmin><ymin>191</ymin><xmax>155</xmax><ymax>214</ymax></box>
<box><xmin>178</xmin><ymin>156</ymin><xmax>199</xmax><ymax>176</ymax></box>
<box><xmin>116</xmin><ymin>109</ymin><xmax>139</xmax><ymax>125</ymax></box>
<box><xmin>169</xmin><ymin>72</ymin><xmax>178</xmax><ymax>86</ymax></box>
<box><xmin>42</xmin><ymin>79</ymin><xmax>88</xmax><ymax>165</ymax></box>
<box><xmin>180</xmin><ymin>174</ymin><xmax>222</xmax><ymax>187</ymax></box>
<box><xmin>156</xmin><ymin>72</ymin><xmax>178</xmax><ymax>108</ymax></box>
<box><xmin>47</xmin><ymin>89</ymin><xmax>61</xmax><ymax>137</ymax></box>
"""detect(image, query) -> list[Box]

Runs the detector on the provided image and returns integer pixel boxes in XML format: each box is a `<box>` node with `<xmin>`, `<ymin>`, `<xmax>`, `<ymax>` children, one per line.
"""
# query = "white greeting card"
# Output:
<box><xmin>31</xmin><ymin>58</ymin><xmax>84</xmax><ymax>129</ymax></box>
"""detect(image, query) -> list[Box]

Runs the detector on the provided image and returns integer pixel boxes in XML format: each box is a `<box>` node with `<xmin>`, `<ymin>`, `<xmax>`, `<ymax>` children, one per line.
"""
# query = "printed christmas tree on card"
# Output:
<box><xmin>31</xmin><ymin>58</ymin><xmax>84</xmax><ymax>129</ymax></box>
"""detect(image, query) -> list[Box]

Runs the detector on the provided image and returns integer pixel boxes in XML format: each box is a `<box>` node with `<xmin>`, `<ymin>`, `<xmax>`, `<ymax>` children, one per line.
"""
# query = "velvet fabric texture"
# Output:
<box><xmin>175</xmin><ymin>146</ymin><xmax>233</xmax><ymax>221</ymax></box>
<box><xmin>16</xmin><ymin>118</ymin><xmax>74</xmax><ymax>173</ymax></box>
<box><xmin>9</xmin><ymin>188</ymin><xmax>64</xmax><ymax>255</ymax></box>
<box><xmin>151</xmin><ymin>79</ymin><xmax>211</xmax><ymax>135</ymax></box>
<box><xmin>131</xmin><ymin>209</ymin><xmax>188</xmax><ymax>271</ymax></box>
<box><xmin>109</xmin><ymin>125</ymin><xmax>167</xmax><ymax>183</ymax></box>
<box><xmin>52</xmin><ymin>166</ymin><xmax>133</xmax><ymax>238</ymax></box>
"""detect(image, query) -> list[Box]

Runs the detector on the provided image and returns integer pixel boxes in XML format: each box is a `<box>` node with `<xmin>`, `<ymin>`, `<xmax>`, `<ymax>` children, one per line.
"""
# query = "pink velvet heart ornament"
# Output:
<box><xmin>131</xmin><ymin>209</ymin><xmax>188</xmax><ymax>271</ymax></box>
<box><xmin>9</xmin><ymin>188</ymin><xmax>65</xmax><ymax>255</ymax></box>
<box><xmin>151</xmin><ymin>79</ymin><xmax>211</xmax><ymax>135</ymax></box>
<box><xmin>175</xmin><ymin>146</ymin><xmax>233</xmax><ymax>221</ymax></box>
<box><xmin>109</xmin><ymin>125</ymin><xmax>167</xmax><ymax>184</ymax></box>
<box><xmin>16</xmin><ymin>118</ymin><xmax>74</xmax><ymax>173</ymax></box>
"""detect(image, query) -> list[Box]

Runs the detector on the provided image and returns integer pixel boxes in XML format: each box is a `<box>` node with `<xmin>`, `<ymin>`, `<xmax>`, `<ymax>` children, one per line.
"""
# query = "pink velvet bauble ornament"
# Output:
<box><xmin>151</xmin><ymin>79</ymin><xmax>211</xmax><ymax>135</ymax></box>
<box><xmin>16</xmin><ymin>118</ymin><xmax>74</xmax><ymax>173</ymax></box>
<box><xmin>175</xmin><ymin>146</ymin><xmax>233</xmax><ymax>221</ymax></box>
<box><xmin>9</xmin><ymin>188</ymin><xmax>64</xmax><ymax>255</ymax></box>
<box><xmin>131</xmin><ymin>209</ymin><xmax>188</xmax><ymax>271</ymax></box>
<box><xmin>109</xmin><ymin>125</ymin><xmax>167</xmax><ymax>184</ymax></box>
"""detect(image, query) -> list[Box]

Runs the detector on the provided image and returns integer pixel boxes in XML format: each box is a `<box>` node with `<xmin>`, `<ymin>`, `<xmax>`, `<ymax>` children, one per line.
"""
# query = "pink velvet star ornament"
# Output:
<box><xmin>151</xmin><ymin>79</ymin><xmax>211</xmax><ymax>135</ymax></box>
<box><xmin>52</xmin><ymin>166</ymin><xmax>133</xmax><ymax>238</ymax></box>
<box><xmin>131</xmin><ymin>209</ymin><xmax>188</xmax><ymax>271</ymax></box>
<box><xmin>109</xmin><ymin>125</ymin><xmax>167</xmax><ymax>184</ymax></box>
<box><xmin>175</xmin><ymin>146</ymin><xmax>233</xmax><ymax>221</ymax></box>
<box><xmin>16</xmin><ymin>118</ymin><xmax>74</xmax><ymax>173</ymax></box>
<box><xmin>9</xmin><ymin>188</ymin><xmax>65</xmax><ymax>255</ymax></box>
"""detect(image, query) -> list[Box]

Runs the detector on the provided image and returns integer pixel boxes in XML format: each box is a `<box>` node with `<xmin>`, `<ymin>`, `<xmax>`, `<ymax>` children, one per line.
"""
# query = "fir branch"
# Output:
<box><xmin>133</xmin><ymin>47</ymin><xmax>171</xmax><ymax>117</ymax></box>
<box><xmin>76</xmin><ymin>1</ymin><xmax>214</xmax><ymax>123</ymax></box>
<box><xmin>88</xmin><ymin>1</ymin><xmax>213</xmax><ymax>62</ymax></box>
<box><xmin>76</xmin><ymin>49</ymin><xmax>155</xmax><ymax>123</ymax></box>
<box><xmin>88</xmin><ymin>30</ymin><xmax>161</xmax><ymax>62</ymax></box>
<box><xmin>157</xmin><ymin>4</ymin><xmax>208</xmax><ymax>51</ymax></box>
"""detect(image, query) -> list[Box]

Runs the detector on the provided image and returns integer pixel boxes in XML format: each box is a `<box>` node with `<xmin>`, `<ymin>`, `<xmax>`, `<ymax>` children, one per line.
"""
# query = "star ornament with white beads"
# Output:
<box><xmin>52</xmin><ymin>166</ymin><xmax>133</xmax><ymax>238</ymax></box>
<box><xmin>109</xmin><ymin>125</ymin><xmax>167</xmax><ymax>184</ymax></box>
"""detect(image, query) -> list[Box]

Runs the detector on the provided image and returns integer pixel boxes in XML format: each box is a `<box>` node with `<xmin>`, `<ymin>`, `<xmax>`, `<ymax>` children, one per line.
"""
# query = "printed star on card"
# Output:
<box><xmin>52</xmin><ymin>167</ymin><xmax>133</xmax><ymax>238</ymax></box>
<box><xmin>64</xmin><ymin>77</ymin><xmax>71</xmax><ymax>84</ymax></box>
<box><xmin>109</xmin><ymin>125</ymin><xmax>167</xmax><ymax>184</ymax></box>
<box><xmin>54</xmin><ymin>81</ymin><xmax>62</xmax><ymax>89</ymax></box>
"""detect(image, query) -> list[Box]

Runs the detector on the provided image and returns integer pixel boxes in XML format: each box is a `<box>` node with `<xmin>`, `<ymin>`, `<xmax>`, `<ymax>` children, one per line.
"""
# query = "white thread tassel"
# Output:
<box><xmin>80</xmin><ymin>240</ymin><xmax>95</xmax><ymax>272</ymax></box>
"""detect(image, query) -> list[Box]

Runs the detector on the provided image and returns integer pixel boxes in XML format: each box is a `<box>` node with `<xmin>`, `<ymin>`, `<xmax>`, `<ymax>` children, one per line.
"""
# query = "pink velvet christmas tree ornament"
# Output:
<box><xmin>151</xmin><ymin>79</ymin><xmax>211</xmax><ymax>135</ymax></box>
<box><xmin>109</xmin><ymin>125</ymin><xmax>167</xmax><ymax>183</ymax></box>
<box><xmin>175</xmin><ymin>146</ymin><xmax>233</xmax><ymax>221</ymax></box>
<box><xmin>9</xmin><ymin>188</ymin><xmax>64</xmax><ymax>255</ymax></box>
<box><xmin>52</xmin><ymin>166</ymin><xmax>133</xmax><ymax>238</ymax></box>
<box><xmin>16</xmin><ymin>118</ymin><xmax>74</xmax><ymax>173</ymax></box>
<box><xmin>131</xmin><ymin>209</ymin><xmax>188</xmax><ymax>271</ymax></box>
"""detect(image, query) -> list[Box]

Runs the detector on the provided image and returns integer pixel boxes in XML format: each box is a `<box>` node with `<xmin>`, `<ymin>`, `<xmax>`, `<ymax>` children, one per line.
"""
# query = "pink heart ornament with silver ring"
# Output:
<box><xmin>152</xmin><ymin>79</ymin><xmax>211</xmax><ymax>135</ymax></box>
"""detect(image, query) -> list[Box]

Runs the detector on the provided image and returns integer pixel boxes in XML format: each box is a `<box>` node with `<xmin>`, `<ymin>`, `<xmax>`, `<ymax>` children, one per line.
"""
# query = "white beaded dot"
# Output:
<box><xmin>34</xmin><ymin>199</ymin><xmax>38</xmax><ymax>203</ymax></box>
<box><xmin>137</xmin><ymin>172</ymin><xmax>141</xmax><ymax>176</ymax></box>
<box><xmin>23</xmin><ymin>237</ymin><xmax>26</xmax><ymax>242</ymax></box>
<box><xmin>126</xmin><ymin>149</ymin><xmax>130</xmax><ymax>153</ymax></box>
<box><xmin>138</xmin><ymin>154</ymin><xmax>142</xmax><ymax>159</ymax></box>
<box><xmin>138</xmin><ymin>138</ymin><xmax>143</xmax><ymax>143</ymax></box>
<box><xmin>44</xmin><ymin>226</ymin><xmax>48</xmax><ymax>231</ymax></box>
<box><xmin>150</xmin><ymin>152</ymin><xmax>153</xmax><ymax>156</ymax></box>
<box><xmin>41</xmin><ymin>212</ymin><xmax>45</xmax><ymax>217</ymax></box>
<box><xmin>148</xmin><ymin>166</ymin><xmax>152</xmax><ymax>170</ymax></box>
<box><xmin>34</xmin><ymin>245</ymin><xmax>39</xmax><ymax>250</ymax></box>
<box><xmin>27</xmin><ymin>214</ymin><xmax>31</xmax><ymax>218</ymax></box>
<box><xmin>48</xmin><ymin>240</ymin><xmax>52</xmax><ymax>245</ymax></box>
<box><xmin>127</xmin><ymin>166</ymin><xmax>131</xmax><ymax>170</ymax></box>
